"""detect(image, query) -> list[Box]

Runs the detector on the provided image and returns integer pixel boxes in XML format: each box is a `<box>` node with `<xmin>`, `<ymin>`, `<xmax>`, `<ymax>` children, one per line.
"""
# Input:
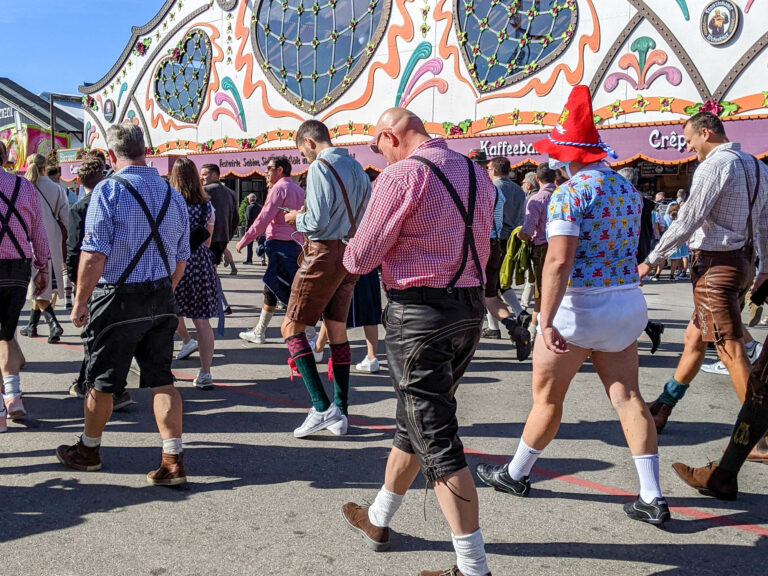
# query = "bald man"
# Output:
<box><xmin>342</xmin><ymin>108</ymin><xmax>495</xmax><ymax>576</ymax></box>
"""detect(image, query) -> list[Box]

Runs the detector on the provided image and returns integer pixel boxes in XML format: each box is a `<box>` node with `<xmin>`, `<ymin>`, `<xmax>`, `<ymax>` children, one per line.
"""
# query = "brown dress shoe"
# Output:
<box><xmin>341</xmin><ymin>502</ymin><xmax>390</xmax><ymax>552</ymax></box>
<box><xmin>672</xmin><ymin>461</ymin><xmax>738</xmax><ymax>501</ymax></box>
<box><xmin>56</xmin><ymin>441</ymin><xmax>102</xmax><ymax>472</ymax></box>
<box><xmin>147</xmin><ymin>453</ymin><xmax>187</xmax><ymax>486</ymax></box>
<box><xmin>418</xmin><ymin>566</ymin><xmax>491</xmax><ymax>576</ymax></box>
<box><xmin>647</xmin><ymin>399</ymin><xmax>673</xmax><ymax>434</ymax></box>
<box><xmin>746</xmin><ymin>435</ymin><xmax>768</xmax><ymax>464</ymax></box>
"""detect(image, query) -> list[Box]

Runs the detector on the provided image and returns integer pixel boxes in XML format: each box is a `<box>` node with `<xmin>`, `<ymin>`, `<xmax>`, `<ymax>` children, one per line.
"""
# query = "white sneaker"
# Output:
<box><xmin>176</xmin><ymin>339</ymin><xmax>198</xmax><ymax>360</ymax></box>
<box><xmin>239</xmin><ymin>328</ymin><xmax>266</xmax><ymax>344</ymax></box>
<box><xmin>700</xmin><ymin>360</ymin><xmax>729</xmax><ymax>375</ymax></box>
<box><xmin>328</xmin><ymin>414</ymin><xmax>348</xmax><ymax>436</ymax></box>
<box><xmin>305</xmin><ymin>326</ymin><xmax>317</xmax><ymax>341</ymax></box>
<box><xmin>308</xmin><ymin>338</ymin><xmax>323</xmax><ymax>363</ymax></box>
<box><xmin>700</xmin><ymin>342</ymin><xmax>763</xmax><ymax>375</ymax></box>
<box><xmin>293</xmin><ymin>404</ymin><xmax>342</xmax><ymax>438</ymax></box>
<box><xmin>355</xmin><ymin>356</ymin><xmax>380</xmax><ymax>373</ymax></box>
<box><xmin>193</xmin><ymin>372</ymin><xmax>214</xmax><ymax>390</ymax></box>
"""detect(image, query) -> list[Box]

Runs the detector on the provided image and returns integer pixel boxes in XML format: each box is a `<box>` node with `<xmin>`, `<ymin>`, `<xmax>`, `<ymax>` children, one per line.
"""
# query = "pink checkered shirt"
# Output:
<box><xmin>344</xmin><ymin>138</ymin><xmax>494</xmax><ymax>290</ymax></box>
<box><xmin>0</xmin><ymin>168</ymin><xmax>50</xmax><ymax>269</ymax></box>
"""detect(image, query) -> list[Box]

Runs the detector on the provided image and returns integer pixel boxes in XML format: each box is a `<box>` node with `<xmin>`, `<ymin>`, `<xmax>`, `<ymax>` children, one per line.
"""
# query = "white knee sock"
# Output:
<box><xmin>452</xmin><ymin>529</ymin><xmax>490</xmax><ymax>576</ymax></box>
<box><xmin>500</xmin><ymin>289</ymin><xmax>523</xmax><ymax>316</ymax></box>
<box><xmin>486</xmin><ymin>312</ymin><xmax>500</xmax><ymax>331</ymax></box>
<box><xmin>2</xmin><ymin>375</ymin><xmax>20</xmax><ymax>397</ymax></box>
<box><xmin>163</xmin><ymin>438</ymin><xmax>183</xmax><ymax>454</ymax></box>
<box><xmin>507</xmin><ymin>437</ymin><xmax>542</xmax><ymax>481</ymax></box>
<box><xmin>367</xmin><ymin>485</ymin><xmax>404</xmax><ymax>528</ymax></box>
<box><xmin>633</xmin><ymin>454</ymin><xmax>662</xmax><ymax>503</ymax></box>
<box><xmin>256</xmin><ymin>308</ymin><xmax>274</xmax><ymax>334</ymax></box>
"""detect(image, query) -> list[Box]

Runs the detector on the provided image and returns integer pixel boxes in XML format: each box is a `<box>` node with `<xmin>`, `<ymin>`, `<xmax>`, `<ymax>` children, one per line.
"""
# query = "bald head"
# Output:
<box><xmin>373</xmin><ymin>107</ymin><xmax>430</xmax><ymax>163</ymax></box>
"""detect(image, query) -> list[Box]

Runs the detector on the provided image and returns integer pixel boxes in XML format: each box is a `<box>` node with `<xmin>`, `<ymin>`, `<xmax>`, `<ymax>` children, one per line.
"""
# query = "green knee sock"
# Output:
<box><xmin>719</xmin><ymin>397</ymin><xmax>768</xmax><ymax>474</ymax></box>
<box><xmin>286</xmin><ymin>334</ymin><xmax>330</xmax><ymax>412</ymax></box>
<box><xmin>658</xmin><ymin>377</ymin><xmax>688</xmax><ymax>407</ymax></box>
<box><xmin>330</xmin><ymin>342</ymin><xmax>351</xmax><ymax>415</ymax></box>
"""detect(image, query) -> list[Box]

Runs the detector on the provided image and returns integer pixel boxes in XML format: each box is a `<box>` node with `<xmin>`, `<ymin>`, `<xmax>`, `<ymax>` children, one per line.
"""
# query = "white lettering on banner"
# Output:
<box><xmin>0</xmin><ymin>107</ymin><xmax>13</xmax><ymax>121</ymax></box>
<box><xmin>479</xmin><ymin>140</ymin><xmax>537</xmax><ymax>157</ymax></box>
<box><xmin>649</xmin><ymin>129</ymin><xmax>687</xmax><ymax>153</ymax></box>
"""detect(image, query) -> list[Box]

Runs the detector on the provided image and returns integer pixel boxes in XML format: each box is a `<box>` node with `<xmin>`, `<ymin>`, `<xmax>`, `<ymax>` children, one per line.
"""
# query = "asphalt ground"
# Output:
<box><xmin>1</xmin><ymin>251</ymin><xmax>767</xmax><ymax>576</ymax></box>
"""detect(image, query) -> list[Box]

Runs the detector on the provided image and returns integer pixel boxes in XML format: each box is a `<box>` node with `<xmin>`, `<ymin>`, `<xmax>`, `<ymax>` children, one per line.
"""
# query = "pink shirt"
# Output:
<box><xmin>0</xmin><ymin>168</ymin><xmax>51</xmax><ymax>269</ymax></box>
<box><xmin>520</xmin><ymin>182</ymin><xmax>555</xmax><ymax>246</ymax></box>
<box><xmin>344</xmin><ymin>138</ymin><xmax>494</xmax><ymax>290</ymax></box>
<box><xmin>241</xmin><ymin>177</ymin><xmax>305</xmax><ymax>244</ymax></box>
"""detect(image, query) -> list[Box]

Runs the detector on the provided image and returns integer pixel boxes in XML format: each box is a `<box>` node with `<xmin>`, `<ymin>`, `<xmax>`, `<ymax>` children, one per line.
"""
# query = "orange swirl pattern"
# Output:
<box><xmin>319</xmin><ymin>0</ymin><xmax>415</xmax><ymax>121</ymax></box>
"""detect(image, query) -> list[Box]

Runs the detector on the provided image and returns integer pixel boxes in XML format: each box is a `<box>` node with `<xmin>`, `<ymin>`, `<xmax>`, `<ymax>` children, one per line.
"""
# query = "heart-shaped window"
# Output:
<box><xmin>252</xmin><ymin>0</ymin><xmax>392</xmax><ymax>114</ymax></box>
<box><xmin>153</xmin><ymin>29</ymin><xmax>212</xmax><ymax>123</ymax></box>
<box><xmin>454</xmin><ymin>0</ymin><xmax>578</xmax><ymax>92</ymax></box>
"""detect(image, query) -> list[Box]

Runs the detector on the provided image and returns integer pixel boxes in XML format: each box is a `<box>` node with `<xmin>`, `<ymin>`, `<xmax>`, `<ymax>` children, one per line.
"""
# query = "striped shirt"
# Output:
<box><xmin>648</xmin><ymin>143</ymin><xmax>768</xmax><ymax>271</ymax></box>
<box><xmin>0</xmin><ymin>168</ymin><xmax>50</xmax><ymax>269</ymax></box>
<box><xmin>82</xmin><ymin>166</ymin><xmax>191</xmax><ymax>284</ymax></box>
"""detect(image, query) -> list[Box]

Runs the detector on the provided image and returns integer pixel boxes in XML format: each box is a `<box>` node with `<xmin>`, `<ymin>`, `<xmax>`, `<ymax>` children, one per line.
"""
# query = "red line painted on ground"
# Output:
<box><xmin>30</xmin><ymin>336</ymin><xmax>768</xmax><ymax>536</ymax></box>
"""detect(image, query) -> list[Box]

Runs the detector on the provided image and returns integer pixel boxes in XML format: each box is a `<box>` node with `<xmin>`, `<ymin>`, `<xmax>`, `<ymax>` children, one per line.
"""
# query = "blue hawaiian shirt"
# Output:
<box><xmin>547</xmin><ymin>166</ymin><xmax>642</xmax><ymax>289</ymax></box>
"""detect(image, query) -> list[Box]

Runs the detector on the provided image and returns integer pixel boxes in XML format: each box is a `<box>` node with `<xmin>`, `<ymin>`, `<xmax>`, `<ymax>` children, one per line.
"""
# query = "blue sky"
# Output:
<box><xmin>1</xmin><ymin>0</ymin><xmax>163</xmax><ymax>95</ymax></box>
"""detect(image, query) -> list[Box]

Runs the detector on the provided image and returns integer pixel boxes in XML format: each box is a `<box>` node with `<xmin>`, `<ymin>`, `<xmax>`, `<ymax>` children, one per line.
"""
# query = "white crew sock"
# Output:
<box><xmin>452</xmin><ymin>529</ymin><xmax>490</xmax><ymax>576</ymax></box>
<box><xmin>367</xmin><ymin>485</ymin><xmax>404</xmax><ymax>528</ymax></box>
<box><xmin>2</xmin><ymin>375</ymin><xmax>21</xmax><ymax>397</ymax></box>
<box><xmin>486</xmin><ymin>312</ymin><xmax>500</xmax><ymax>331</ymax></box>
<box><xmin>81</xmin><ymin>433</ymin><xmax>101</xmax><ymax>448</ymax></box>
<box><xmin>507</xmin><ymin>437</ymin><xmax>542</xmax><ymax>481</ymax></box>
<box><xmin>500</xmin><ymin>289</ymin><xmax>523</xmax><ymax>316</ymax></box>
<box><xmin>163</xmin><ymin>438</ymin><xmax>183</xmax><ymax>454</ymax></box>
<box><xmin>632</xmin><ymin>454</ymin><xmax>663</xmax><ymax>503</ymax></box>
<box><xmin>256</xmin><ymin>308</ymin><xmax>274</xmax><ymax>334</ymax></box>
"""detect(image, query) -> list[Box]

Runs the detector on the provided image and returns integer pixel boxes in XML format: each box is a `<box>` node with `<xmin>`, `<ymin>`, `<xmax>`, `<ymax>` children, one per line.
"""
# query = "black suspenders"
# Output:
<box><xmin>410</xmin><ymin>155</ymin><xmax>484</xmax><ymax>288</ymax></box>
<box><xmin>110</xmin><ymin>175</ymin><xmax>173</xmax><ymax>285</ymax></box>
<box><xmin>0</xmin><ymin>176</ymin><xmax>31</xmax><ymax>259</ymax></box>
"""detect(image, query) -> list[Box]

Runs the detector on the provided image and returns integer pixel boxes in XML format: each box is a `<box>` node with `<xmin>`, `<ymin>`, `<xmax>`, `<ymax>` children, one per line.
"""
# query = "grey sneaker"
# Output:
<box><xmin>475</xmin><ymin>463</ymin><xmax>531</xmax><ymax>496</ymax></box>
<box><xmin>193</xmin><ymin>372</ymin><xmax>214</xmax><ymax>390</ymax></box>
<box><xmin>112</xmin><ymin>391</ymin><xmax>135</xmax><ymax>411</ymax></box>
<box><xmin>623</xmin><ymin>495</ymin><xmax>671</xmax><ymax>526</ymax></box>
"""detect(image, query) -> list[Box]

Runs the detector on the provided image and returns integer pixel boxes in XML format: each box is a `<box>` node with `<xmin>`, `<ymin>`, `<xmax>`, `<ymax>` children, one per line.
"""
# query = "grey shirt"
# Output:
<box><xmin>205</xmin><ymin>181</ymin><xmax>238</xmax><ymax>242</ymax></box>
<box><xmin>494</xmin><ymin>177</ymin><xmax>526</xmax><ymax>238</ymax></box>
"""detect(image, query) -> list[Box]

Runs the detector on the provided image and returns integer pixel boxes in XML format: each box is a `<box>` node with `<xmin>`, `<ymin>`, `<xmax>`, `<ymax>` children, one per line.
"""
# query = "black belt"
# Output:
<box><xmin>387</xmin><ymin>286</ymin><xmax>482</xmax><ymax>302</ymax></box>
<box><xmin>96</xmin><ymin>277</ymin><xmax>171</xmax><ymax>293</ymax></box>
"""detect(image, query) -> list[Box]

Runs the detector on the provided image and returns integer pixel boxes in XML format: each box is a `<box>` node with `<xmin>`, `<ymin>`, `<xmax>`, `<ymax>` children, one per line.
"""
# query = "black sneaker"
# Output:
<box><xmin>623</xmin><ymin>495</ymin><xmax>671</xmax><ymax>526</ymax></box>
<box><xmin>511</xmin><ymin>325</ymin><xmax>532</xmax><ymax>361</ymax></box>
<box><xmin>475</xmin><ymin>463</ymin><xmax>531</xmax><ymax>496</ymax></box>
<box><xmin>517</xmin><ymin>311</ymin><xmax>532</xmax><ymax>331</ymax></box>
<box><xmin>481</xmin><ymin>328</ymin><xmax>501</xmax><ymax>339</ymax></box>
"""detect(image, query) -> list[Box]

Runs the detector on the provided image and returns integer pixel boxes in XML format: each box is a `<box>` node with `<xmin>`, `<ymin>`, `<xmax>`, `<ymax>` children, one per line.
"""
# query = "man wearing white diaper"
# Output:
<box><xmin>475</xmin><ymin>85</ymin><xmax>670</xmax><ymax>526</ymax></box>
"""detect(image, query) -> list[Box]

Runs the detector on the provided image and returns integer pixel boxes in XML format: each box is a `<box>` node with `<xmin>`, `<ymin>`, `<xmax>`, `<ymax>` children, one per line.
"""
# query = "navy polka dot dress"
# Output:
<box><xmin>175</xmin><ymin>202</ymin><xmax>219</xmax><ymax>319</ymax></box>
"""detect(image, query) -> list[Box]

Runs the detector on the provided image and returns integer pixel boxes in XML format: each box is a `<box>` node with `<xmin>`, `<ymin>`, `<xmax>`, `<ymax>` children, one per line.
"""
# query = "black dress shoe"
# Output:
<box><xmin>475</xmin><ymin>463</ymin><xmax>531</xmax><ymax>496</ymax></box>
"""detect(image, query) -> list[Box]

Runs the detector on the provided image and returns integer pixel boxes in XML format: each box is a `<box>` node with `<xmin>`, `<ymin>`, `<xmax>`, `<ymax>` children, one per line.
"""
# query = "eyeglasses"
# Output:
<box><xmin>369</xmin><ymin>129</ymin><xmax>394</xmax><ymax>154</ymax></box>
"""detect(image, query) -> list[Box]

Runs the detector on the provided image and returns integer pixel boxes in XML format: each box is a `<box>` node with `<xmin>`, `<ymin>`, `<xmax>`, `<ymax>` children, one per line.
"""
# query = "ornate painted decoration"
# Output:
<box><xmin>604</xmin><ymin>36</ymin><xmax>682</xmax><ymax>92</ymax></box>
<box><xmin>217</xmin><ymin>0</ymin><xmax>238</xmax><ymax>10</ymax></box>
<box><xmin>251</xmin><ymin>0</ymin><xmax>393</xmax><ymax>114</ymax></box>
<box><xmin>453</xmin><ymin>0</ymin><xmax>579</xmax><ymax>92</ymax></box>
<box><xmin>701</xmin><ymin>0</ymin><xmax>739</xmax><ymax>46</ymax></box>
<box><xmin>153</xmin><ymin>29</ymin><xmax>212</xmax><ymax>123</ymax></box>
<box><xmin>103</xmin><ymin>99</ymin><xmax>116</xmax><ymax>122</ymax></box>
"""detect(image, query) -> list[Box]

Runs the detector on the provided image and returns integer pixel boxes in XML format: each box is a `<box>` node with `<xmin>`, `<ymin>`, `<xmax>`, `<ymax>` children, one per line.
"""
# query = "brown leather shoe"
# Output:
<box><xmin>647</xmin><ymin>399</ymin><xmax>673</xmax><ymax>434</ymax></box>
<box><xmin>56</xmin><ymin>441</ymin><xmax>102</xmax><ymax>472</ymax></box>
<box><xmin>746</xmin><ymin>435</ymin><xmax>768</xmax><ymax>464</ymax></box>
<box><xmin>672</xmin><ymin>461</ymin><xmax>738</xmax><ymax>500</ymax></box>
<box><xmin>341</xmin><ymin>502</ymin><xmax>390</xmax><ymax>552</ymax></box>
<box><xmin>418</xmin><ymin>566</ymin><xmax>491</xmax><ymax>576</ymax></box>
<box><xmin>147</xmin><ymin>453</ymin><xmax>187</xmax><ymax>486</ymax></box>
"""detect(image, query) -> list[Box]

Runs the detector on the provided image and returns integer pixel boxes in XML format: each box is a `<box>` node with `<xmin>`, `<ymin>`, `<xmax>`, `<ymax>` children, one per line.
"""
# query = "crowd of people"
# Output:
<box><xmin>2</xmin><ymin>84</ymin><xmax>768</xmax><ymax>575</ymax></box>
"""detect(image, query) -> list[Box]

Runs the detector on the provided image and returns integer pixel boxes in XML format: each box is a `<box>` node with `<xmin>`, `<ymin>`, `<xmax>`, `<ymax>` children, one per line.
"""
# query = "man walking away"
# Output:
<box><xmin>0</xmin><ymin>141</ymin><xmax>50</xmax><ymax>428</ymax></box>
<box><xmin>343</xmin><ymin>108</ymin><xmax>495</xmax><ymax>576</ymax></box>
<box><xmin>56</xmin><ymin>124</ymin><xmax>191</xmax><ymax>485</ymax></box>
<box><xmin>201</xmin><ymin>163</ymin><xmax>238</xmax><ymax>275</ymax></box>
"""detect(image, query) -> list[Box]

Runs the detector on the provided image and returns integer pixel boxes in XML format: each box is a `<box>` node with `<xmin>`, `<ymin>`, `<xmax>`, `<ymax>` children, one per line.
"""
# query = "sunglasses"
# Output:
<box><xmin>369</xmin><ymin>129</ymin><xmax>394</xmax><ymax>154</ymax></box>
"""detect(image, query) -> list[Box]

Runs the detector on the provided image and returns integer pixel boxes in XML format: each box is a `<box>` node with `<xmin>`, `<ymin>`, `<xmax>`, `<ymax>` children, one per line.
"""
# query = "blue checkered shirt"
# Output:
<box><xmin>82</xmin><ymin>166</ymin><xmax>191</xmax><ymax>284</ymax></box>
